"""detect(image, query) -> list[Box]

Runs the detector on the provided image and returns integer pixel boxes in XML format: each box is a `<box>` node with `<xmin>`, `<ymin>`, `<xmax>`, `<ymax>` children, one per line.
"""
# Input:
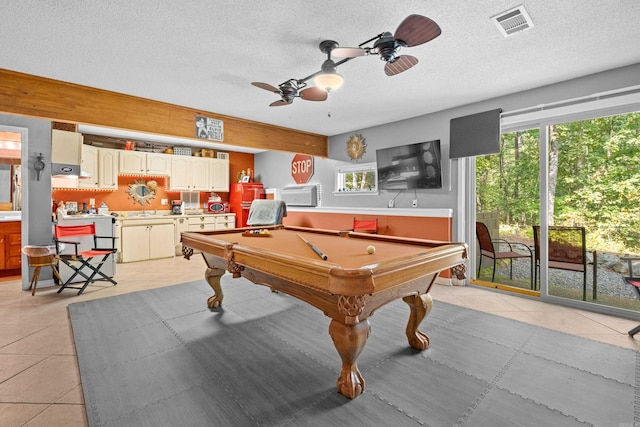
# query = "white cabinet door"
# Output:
<box><xmin>210</xmin><ymin>158</ymin><xmax>229</xmax><ymax>192</ymax></box>
<box><xmin>170</xmin><ymin>156</ymin><xmax>191</xmax><ymax>191</ymax></box>
<box><xmin>149</xmin><ymin>223</ymin><xmax>175</xmax><ymax>259</ymax></box>
<box><xmin>119</xmin><ymin>151</ymin><xmax>146</xmax><ymax>174</ymax></box>
<box><xmin>146</xmin><ymin>153</ymin><xmax>171</xmax><ymax>176</ymax></box>
<box><xmin>190</xmin><ymin>157</ymin><xmax>210</xmax><ymax>191</ymax></box>
<box><xmin>98</xmin><ymin>148</ymin><xmax>118</xmax><ymax>189</ymax></box>
<box><xmin>79</xmin><ymin>144</ymin><xmax>99</xmax><ymax>189</ymax></box>
<box><xmin>121</xmin><ymin>225</ymin><xmax>150</xmax><ymax>263</ymax></box>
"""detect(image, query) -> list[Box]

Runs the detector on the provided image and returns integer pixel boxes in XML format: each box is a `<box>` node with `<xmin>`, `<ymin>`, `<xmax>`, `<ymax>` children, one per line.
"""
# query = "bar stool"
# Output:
<box><xmin>22</xmin><ymin>245</ymin><xmax>62</xmax><ymax>296</ymax></box>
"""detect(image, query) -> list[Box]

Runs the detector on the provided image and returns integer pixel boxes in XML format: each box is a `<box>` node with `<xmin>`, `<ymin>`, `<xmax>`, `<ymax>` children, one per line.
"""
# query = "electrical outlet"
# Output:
<box><xmin>388</xmin><ymin>199</ymin><xmax>394</xmax><ymax>208</ymax></box>
<box><xmin>412</xmin><ymin>199</ymin><xmax>418</xmax><ymax>207</ymax></box>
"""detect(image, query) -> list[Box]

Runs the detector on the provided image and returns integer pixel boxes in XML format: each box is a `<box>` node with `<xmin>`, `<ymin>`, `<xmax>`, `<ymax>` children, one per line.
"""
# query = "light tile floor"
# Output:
<box><xmin>1</xmin><ymin>256</ymin><xmax>639</xmax><ymax>426</ymax></box>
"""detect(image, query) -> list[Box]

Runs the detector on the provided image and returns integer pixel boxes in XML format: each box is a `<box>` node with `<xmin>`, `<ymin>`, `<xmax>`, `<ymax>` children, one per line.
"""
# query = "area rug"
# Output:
<box><xmin>69</xmin><ymin>276</ymin><xmax>638</xmax><ymax>427</ymax></box>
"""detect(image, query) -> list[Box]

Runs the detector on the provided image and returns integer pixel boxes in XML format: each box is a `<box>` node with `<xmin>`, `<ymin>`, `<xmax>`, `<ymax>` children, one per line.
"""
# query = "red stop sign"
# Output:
<box><xmin>291</xmin><ymin>154</ymin><xmax>314</xmax><ymax>184</ymax></box>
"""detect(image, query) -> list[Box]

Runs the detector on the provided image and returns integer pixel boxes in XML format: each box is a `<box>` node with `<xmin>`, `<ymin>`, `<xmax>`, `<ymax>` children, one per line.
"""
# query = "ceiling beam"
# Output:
<box><xmin>0</xmin><ymin>69</ymin><xmax>328</xmax><ymax>157</ymax></box>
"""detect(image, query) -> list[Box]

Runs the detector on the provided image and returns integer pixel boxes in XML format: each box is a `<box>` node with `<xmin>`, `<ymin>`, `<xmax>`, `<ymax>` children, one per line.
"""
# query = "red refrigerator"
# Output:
<box><xmin>229</xmin><ymin>182</ymin><xmax>265</xmax><ymax>228</ymax></box>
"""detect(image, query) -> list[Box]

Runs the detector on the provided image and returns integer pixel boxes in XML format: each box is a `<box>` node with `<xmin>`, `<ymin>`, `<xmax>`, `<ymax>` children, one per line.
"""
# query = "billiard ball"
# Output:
<box><xmin>367</xmin><ymin>245</ymin><xmax>375</xmax><ymax>254</ymax></box>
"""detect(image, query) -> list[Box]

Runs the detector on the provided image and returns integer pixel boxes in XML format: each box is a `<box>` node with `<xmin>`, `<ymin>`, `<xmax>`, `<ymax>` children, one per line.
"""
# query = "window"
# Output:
<box><xmin>334</xmin><ymin>162</ymin><xmax>378</xmax><ymax>195</ymax></box>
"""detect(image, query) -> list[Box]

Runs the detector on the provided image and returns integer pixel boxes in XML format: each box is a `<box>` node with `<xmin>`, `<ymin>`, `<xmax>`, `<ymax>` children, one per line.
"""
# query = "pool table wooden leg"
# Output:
<box><xmin>402</xmin><ymin>293</ymin><xmax>433</xmax><ymax>351</ymax></box>
<box><xmin>204</xmin><ymin>267</ymin><xmax>225</xmax><ymax>308</ymax></box>
<box><xmin>328</xmin><ymin>319</ymin><xmax>370</xmax><ymax>399</ymax></box>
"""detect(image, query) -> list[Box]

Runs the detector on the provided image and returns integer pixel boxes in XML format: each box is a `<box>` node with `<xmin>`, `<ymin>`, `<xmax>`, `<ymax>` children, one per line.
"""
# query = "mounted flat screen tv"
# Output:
<box><xmin>376</xmin><ymin>140</ymin><xmax>442</xmax><ymax>190</ymax></box>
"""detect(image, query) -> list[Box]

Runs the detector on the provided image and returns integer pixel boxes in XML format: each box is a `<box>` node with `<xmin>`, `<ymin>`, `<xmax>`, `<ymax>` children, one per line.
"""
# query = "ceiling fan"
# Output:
<box><xmin>332</xmin><ymin>14</ymin><xmax>442</xmax><ymax>76</ymax></box>
<box><xmin>251</xmin><ymin>79</ymin><xmax>327</xmax><ymax>107</ymax></box>
<box><xmin>251</xmin><ymin>14</ymin><xmax>441</xmax><ymax>106</ymax></box>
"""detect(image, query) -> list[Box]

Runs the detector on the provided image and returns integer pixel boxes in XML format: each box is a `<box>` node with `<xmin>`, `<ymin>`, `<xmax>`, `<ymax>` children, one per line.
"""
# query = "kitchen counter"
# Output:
<box><xmin>0</xmin><ymin>211</ymin><xmax>21</xmax><ymax>222</ymax></box>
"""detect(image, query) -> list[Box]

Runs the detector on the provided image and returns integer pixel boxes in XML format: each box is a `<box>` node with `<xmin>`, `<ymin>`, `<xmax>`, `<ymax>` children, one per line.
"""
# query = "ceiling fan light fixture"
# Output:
<box><xmin>314</xmin><ymin>59</ymin><xmax>344</xmax><ymax>92</ymax></box>
<box><xmin>314</xmin><ymin>72</ymin><xmax>344</xmax><ymax>92</ymax></box>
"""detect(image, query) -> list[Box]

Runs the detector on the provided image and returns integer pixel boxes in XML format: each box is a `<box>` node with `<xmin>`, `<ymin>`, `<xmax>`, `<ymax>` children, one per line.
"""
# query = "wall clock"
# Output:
<box><xmin>346</xmin><ymin>133</ymin><xmax>366</xmax><ymax>160</ymax></box>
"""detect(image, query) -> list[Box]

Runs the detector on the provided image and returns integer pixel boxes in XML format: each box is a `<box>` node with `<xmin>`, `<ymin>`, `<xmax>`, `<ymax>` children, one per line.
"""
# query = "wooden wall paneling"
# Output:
<box><xmin>0</xmin><ymin>69</ymin><xmax>328</xmax><ymax>157</ymax></box>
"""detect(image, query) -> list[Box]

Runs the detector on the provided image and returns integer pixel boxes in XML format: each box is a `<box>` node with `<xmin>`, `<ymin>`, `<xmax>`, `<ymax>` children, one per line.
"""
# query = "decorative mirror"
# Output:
<box><xmin>346</xmin><ymin>133</ymin><xmax>366</xmax><ymax>160</ymax></box>
<box><xmin>126</xmin><ymin>179</ymin><xmax>158</xmax><ymax>206</ymax></box>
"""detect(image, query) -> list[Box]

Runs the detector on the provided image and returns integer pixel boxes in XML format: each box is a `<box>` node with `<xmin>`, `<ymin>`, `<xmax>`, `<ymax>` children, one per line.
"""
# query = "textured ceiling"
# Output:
<box><xmin>1</xmin><ymin>1</ymin><xmax>639</xmax><ymax>145</ymax></box>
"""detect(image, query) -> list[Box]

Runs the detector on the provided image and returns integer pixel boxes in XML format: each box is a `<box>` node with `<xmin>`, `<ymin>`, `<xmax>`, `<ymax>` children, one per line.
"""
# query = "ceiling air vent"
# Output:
<box><xmin>492</xmin><ymin>5</ymin><xmax>534</xmax><ymax>37</ymax></box>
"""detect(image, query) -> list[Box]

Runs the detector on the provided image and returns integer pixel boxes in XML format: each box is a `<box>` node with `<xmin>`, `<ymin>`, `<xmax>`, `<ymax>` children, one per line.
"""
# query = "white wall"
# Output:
<box><xmin>254</xmin><ymin>62</ymin><xmax>640</xmax><ymax>238</ymax></box>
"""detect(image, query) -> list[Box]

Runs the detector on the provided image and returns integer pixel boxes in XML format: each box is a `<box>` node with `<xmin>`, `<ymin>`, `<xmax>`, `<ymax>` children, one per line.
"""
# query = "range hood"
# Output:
<box><xmin>51</xmin><ymin>129</ymin><xmax>91</xmax><ymax>178</ymax></box>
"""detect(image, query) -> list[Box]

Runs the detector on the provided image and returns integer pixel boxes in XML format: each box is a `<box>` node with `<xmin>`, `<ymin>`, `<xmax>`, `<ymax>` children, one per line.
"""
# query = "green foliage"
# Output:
<box><xmin>343</xmin><ymin>171</ymin><xmax>376</xmax><ymax>191</ymax></box>
<box><xmin>477</xmin><ymin>112</ymin><xmax>640</xmax><ymax>253</ymax></box>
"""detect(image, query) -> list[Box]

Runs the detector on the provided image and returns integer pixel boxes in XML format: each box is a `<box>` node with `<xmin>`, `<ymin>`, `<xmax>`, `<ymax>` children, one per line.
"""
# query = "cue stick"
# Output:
<box><xmin>297</xmin><ymin>233</ymin><xmax>328</xmax><ymax>260</ymax></box>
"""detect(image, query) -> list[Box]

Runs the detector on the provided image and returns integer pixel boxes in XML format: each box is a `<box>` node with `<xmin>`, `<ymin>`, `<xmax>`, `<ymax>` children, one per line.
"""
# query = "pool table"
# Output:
<box><xmin>181</xmin><ymin>225</ymin><xmax>467</xmax><ymax>399</ymax></box>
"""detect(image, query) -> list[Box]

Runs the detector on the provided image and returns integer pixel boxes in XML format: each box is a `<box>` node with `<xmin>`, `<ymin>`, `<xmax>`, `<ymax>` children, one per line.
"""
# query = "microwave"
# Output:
<box><xmin>206</xmin><ymin>201</ymin><xmax>228</xmax><ymax>213</ymax></box>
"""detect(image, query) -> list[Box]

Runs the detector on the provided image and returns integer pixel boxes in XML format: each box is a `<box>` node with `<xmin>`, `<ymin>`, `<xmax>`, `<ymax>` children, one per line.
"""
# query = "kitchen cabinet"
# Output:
<box><xmin>120</xmin><ymin>219</ymin><xmax>175</xmax><ymax>263</ymax></box>
<box><xmin>119</xmin><ymin>151</ymin><xmax>171</xmax><ymax>176</ymax></box>
<box><xmin>97</xmin><ymin>147</ymin><xmax>118</xmax><ymax>189</ymax></box>
<box><xmin>146</xmin><ymin>153</ymin><xmax>172</xmax><ymax>175</ymax></box>
<box><xmin>210</xmin><ymin>158</ymin><xmax>230</xmax><ymax>192</ymax></box>
<box><xmin>215</xmin><ymin>214</ymin><xmax>235</xmax><ymax>230</ymax></box>
<box><xmin>186</xmin><ymin>214</ymin><xmax>235</xmax><ymax>232</ymax></box>
<box><xmin>0</xmin><ymin>221</ymin><xmax>21</xmax><ymax>272</ymax></box>
<box><xmin>118</xmin><ymin>213</ymin><xmax>235</xmax><ymax>260</ymax></box>
<box><xmin>78</xmin><ymin>144</ymin><xmax>99</xmax><ymax>189</ymax></box>
<box><xmin>118</xmin><ymin>151</ymin><xmax>145</xmax><ymax>175</ymax></box>
<box><xmin>170</xmin><ymin>156</ymin><xmax>209</xmax><ymax>191</ymax></box>
<box><xmin>187</xmin><ymin>215</ymin><xmax>217</xmax><ymax>232</ymax></box>
<box><xmin>55</xmin><ymin>145</ymin><xmax>118</xmax><ymax>190</ymax></box>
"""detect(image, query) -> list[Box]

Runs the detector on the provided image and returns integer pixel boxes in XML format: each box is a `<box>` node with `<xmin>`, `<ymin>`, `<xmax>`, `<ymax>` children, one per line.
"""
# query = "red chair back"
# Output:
<box><xmin>353</xmin><ymin>218</ymin><xmax>378</xmax><ymax>234</ymax></box>
<box><xmin>55</xmin><ymin>224</ymin><xmax>97</xmax><ymax>238</ymax></box>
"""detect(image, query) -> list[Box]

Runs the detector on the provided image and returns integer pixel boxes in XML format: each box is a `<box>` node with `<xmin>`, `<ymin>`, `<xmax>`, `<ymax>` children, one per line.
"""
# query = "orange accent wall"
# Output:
<box><xmin>52</xmin><ymin>151</ymin><xmax>255</xmax><ymax>212</ymax></box>
<box><xmin>283</xmin><ymin>211</ymin><xmax>452</xmax><ymax>241</ymax></box>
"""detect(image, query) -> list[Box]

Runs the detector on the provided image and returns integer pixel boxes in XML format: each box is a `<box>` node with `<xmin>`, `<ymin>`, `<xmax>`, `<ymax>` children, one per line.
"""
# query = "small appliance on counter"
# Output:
<box><xmin>206</xmin><ymin>200</ymin><xmax>228</xmax><ymax>213</ymax></box>
<box><xmin>206</xmin><ymin>192</ymin><xmax>228</xmax><ymax>213</ymax></box>
<box><xmin>171</xmin><ymin>200</ymin><xmax>183</xmax><ymax>215</ymax></box>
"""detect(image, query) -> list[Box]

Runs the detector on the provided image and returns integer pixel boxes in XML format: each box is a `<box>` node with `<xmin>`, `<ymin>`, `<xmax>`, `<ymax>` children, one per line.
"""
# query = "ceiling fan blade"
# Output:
<box><xmin>332</xmin><ymin>47</ymin><xmax>367</xmax><ymax>58</ymax></box>
<box><xmin>300</xmin><ymin>87</ymin><xmax>328</xmax><ymax>101</ymax></box>
<box><xmin>384</xmin><ymin>55</ymin><xmax>418</xmax><ymax>76</ymax></box>
<box><xmin>252</xmin><ymin>82</ymin><xmax>280</xmax><ymax>93</ymax></box>
<box><xmin>269</xmin><ymin>99</ymin><xmax>291</xmax><ymax>107</ymax></box>
<box><xmin>394</xmin><ymin>14</ymin><xmax>442</xmax><ymax>47</ymax></box>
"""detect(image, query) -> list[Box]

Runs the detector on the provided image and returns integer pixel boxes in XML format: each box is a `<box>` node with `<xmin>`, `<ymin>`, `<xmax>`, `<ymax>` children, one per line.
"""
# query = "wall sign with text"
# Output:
<box><xmin>195</xmin><ymin>116</ymin><xmax>224</xmax><ymax>141</ymax></box>
<box><xmin>291</xmin><ymin>154</ymin><xmax>314</xmax><ymax>184</ymax></box>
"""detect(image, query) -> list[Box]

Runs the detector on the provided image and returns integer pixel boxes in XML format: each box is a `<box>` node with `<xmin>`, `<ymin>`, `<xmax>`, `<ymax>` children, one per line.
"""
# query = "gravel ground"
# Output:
<box><xmin>491</xmin><ymin>257</ymin><xmax>637</xmax><ymax>300</ymax></box>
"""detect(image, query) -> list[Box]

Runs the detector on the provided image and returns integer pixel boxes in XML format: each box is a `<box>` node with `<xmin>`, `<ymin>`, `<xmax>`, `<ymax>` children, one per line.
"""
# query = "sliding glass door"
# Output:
<box><xmin>474</xmin><ymin>110</ymin><xmax>640</xmax><ymax>314</ymax></box>
<box><xmin>475</xmin><ymin>128</ymin><xmax>540</xmax><ymax>292</ymax></box>
<box><xmin>544</xmin><ymin>113</ymin><xmax>640</xmax><ymax>311</ymax></box>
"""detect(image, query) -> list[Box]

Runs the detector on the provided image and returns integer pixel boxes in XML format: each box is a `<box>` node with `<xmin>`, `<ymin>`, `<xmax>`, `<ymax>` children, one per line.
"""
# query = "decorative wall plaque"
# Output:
<box><xmin>195</xmin><ymin>116</ymin><xmax>224</xmax><ymax>141</ymax></box>
<box><xmin>346</xmin><ymin>133</ymin><xmax>366</xmax><ymax>160</ymax></box>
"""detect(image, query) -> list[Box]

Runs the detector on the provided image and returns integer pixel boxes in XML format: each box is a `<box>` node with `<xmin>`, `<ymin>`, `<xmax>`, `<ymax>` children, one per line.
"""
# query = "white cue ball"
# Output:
<box><xmin>367</xmin><ymin>245</ymin><xmax>376</xmax><ymax>254</ymax></box>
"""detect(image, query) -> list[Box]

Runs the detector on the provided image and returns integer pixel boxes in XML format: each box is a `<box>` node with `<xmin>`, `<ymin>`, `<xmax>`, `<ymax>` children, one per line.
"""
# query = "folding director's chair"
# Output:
<box><xmin>54</xmin><ymin>223</ymin><xmax>117</xmax><ymax>295</ymax></box>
